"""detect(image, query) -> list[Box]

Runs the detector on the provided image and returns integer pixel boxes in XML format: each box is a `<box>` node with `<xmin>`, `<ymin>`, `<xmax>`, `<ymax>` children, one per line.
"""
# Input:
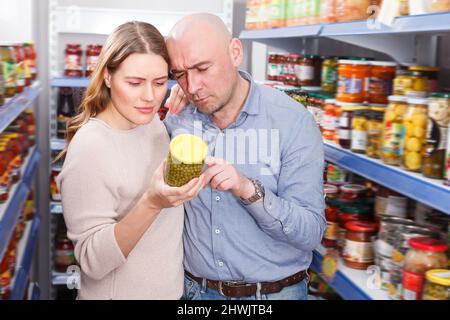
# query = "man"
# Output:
<box><xmin>164</xmin><ymin>13</ymin><xmax>326</xmax><ymax>300</ymax></box>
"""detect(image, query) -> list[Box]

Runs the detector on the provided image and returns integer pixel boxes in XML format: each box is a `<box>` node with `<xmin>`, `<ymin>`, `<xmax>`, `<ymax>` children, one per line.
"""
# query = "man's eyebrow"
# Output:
<box><xmin>171</xmin><ymin>61</ymin><xmax>212</xmax><ymax>73</ymax></box>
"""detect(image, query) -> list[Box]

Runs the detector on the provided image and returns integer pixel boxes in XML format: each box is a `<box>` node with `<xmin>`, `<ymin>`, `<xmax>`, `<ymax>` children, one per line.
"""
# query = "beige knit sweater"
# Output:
<box><xmin>57</xmin><ymin>117</ymin><xmax>184</xmax><ymax>300</ymax></box>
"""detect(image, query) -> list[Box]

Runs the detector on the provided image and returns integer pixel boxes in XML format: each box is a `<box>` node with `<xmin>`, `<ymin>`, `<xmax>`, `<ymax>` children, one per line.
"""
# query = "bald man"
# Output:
<box><xmin>164</xmin><ymin>13</ymin><xmax>326</xmax><ymax>300</ymax></box>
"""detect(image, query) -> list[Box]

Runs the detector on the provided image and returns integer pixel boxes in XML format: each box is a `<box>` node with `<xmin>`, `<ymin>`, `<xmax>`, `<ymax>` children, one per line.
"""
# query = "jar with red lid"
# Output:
<box><xmin>267</xmin><ymin>53</ymin><xmax>280</xmax><ymax>81</ymax></box>
<box><xmin>402</xmin><ymin>237</ymin><xmax>448</xmax><ymax>300</ymax></box>
<box><xmin>338</xmin><ymin>205</ymin><xmax>372</xmax><ymax>253</ymax></box>
<box><xmin>323</xmin><ymin>184</ymin><xmax>340</xmax><ymax>248</ymax></box>
<box><xmin>368</xmin><ymin>61</ymin><xmax>397</xmax><ymax>104</ymax></box>
<box><xmin>322</xmin><ymin>99</ymin><xmax>337</xmax><ymax>141</ymax></box>
<box><xmin>64</xmin><ymin>44</ymin><xmax>83</xmax><ymax>77</ymax></box>
<box><xmin>337</xmin><ymin>60</ymin><xmax>370</xmax><ymax>103</ymax></box>
<box><xmin>340</xmin><ymin>183</ymin><xmax>368</xmax><ymax>200</ymax></box>
<box><xmin>85</xmin><ymin>44</ymin><xmax>102</xmax><ymax>77</ymax></box>
<box><xmin>343</xmin><ymin>220</ymin><xmax>379</xmax><ymax>270</ymax></box>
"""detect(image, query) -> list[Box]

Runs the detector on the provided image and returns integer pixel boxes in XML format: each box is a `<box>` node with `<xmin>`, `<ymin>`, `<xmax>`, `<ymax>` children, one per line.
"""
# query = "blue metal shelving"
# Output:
<box><xmin>51</xmin><ymin>77</ymin><xmax>177</xmax><ymax>89</ymax></box>
<box><xmin>0</xmin><ymin>148</ymin><xmax>41</xmax><ymax>261</ymax></box>
<box><xmin>0</xmin><ymin>82</ymin><xmax>41</xmax><ymax>134</ymax></box>
<box><xmin>10</xmin><ymin>215</ymin><xmax>41</xmax><ymax>300</ymax></box>
<box><xmin>239</xmin><ymin>11</ymin><xmax>450</xmax><ymax>39</ymax></box>
<box><xmin>324</xmin><ymin>142</ymin><xmax>450</xmax><ymax>215</ymax></box>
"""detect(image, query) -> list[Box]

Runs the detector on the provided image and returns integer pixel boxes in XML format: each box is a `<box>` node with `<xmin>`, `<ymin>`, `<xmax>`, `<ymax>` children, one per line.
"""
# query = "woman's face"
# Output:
<box><xmin>104</xmin><ymin>52</ymin><xmax>169</xmax><ymax>129</ymax></box>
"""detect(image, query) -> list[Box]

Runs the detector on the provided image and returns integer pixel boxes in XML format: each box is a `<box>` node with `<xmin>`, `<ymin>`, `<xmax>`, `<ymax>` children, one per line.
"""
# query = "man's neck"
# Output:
<box><xmin>211</xmin><ymin>74</ymin><xmax>250</xmax><ymax>130</ymax></box>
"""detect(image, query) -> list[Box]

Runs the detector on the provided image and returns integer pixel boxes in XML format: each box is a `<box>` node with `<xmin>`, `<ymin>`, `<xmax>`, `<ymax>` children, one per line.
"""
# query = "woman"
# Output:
<box><xmin>56</xmin><ymin>21</ymin><xmax>204</xmax><ymax>300</ymax></box>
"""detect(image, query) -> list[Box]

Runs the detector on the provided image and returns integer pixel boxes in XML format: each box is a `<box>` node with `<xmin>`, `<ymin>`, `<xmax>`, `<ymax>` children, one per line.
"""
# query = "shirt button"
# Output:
<box><xmin>218</xmin><ymin>261</ymin><xmax>224</xmax><ymax>267</ymax></box>
<box><xmin>283</xmin><ymin>227</ymin><xmax>289</xmax><ymax>233</ymax></box>
<box><xmin>215</xmin><ymin>229</ymin><xmax>221</xmax><ymax>234</ymax></box>
<box><xmin>215</xmin><ymin>196</ymin><xmax>221</xmax><ymax>201</ymax></box>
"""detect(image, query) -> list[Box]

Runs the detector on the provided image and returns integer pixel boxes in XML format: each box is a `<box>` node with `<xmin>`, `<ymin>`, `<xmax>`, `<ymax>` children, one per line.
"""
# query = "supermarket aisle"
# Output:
<box><xmin>1</xmin><ymin>0</ymin><xmax>450</xmax><ymax>301</ymax></box>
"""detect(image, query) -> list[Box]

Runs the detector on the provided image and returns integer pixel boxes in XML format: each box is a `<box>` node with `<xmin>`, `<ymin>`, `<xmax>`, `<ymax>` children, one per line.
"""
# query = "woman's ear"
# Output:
<box><xmin>104</xmin><ymin>69</ymin><xmax>112</xmax><ymax>88</ymax></box>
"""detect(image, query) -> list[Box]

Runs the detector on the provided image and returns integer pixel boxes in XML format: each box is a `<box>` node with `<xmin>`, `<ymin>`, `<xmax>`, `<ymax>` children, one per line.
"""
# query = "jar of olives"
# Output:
<box><xmin>367</xmin><ymin>106</ymin><xmax>386</xmax><ymax>159</ymax></box>
<box><xmin>381</xmin><ymin>96</ymin><xmax>408</xmax><ymax>166</ymax></box>
<box><xmin>351</xmin><ymin>108</ymin><xmax>370</xmax><ymax>154</ymax></box>
<box><xmin>402</xmin><ymin>98</ymin><xmax>429</xmax><ymax>172</ymax></box>
<box><xmin>422</xmin><ymin>269</ymin><xmax>450</xmax><ymax>300</ymax></box>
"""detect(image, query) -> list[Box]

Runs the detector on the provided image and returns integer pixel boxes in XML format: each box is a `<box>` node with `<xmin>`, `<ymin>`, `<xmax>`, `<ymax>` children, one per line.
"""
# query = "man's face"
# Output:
<box><xmin>167</xmin><ymin>36</ymin><xmax>238</xmax><ymax>115</ymax></box>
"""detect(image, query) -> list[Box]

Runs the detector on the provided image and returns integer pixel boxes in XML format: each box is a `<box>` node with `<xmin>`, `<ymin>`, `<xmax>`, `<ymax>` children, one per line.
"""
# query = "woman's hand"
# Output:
<box><xmin>165</xmin><ymin>83</ymin><xmax>189</xmax><ymax>115</ymax></box>
<box><xmin>144</xmin><ymin>160</ymin><xmax>206</xmax><ymax>210</ymax></box>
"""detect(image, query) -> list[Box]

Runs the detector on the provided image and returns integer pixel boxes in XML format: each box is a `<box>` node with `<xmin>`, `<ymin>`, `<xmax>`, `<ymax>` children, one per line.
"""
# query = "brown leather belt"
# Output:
<box><xmin>185</xmin><ymin>270</ymin><xmax>306</xmax><ymax>298</ymax></box>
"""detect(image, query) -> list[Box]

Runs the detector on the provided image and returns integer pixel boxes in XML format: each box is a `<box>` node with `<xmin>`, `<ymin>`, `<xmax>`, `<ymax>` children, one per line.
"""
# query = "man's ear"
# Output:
<box><xmin>229</xmin><ymin>38</ymin><xmax>243</xmax><ymax>68</ymax></box>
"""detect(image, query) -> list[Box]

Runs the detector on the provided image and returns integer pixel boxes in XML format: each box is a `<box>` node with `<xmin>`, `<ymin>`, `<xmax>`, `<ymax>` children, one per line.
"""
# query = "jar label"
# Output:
<box><xmin>324</xmin><ymin>221</ymin><xmax>339</xmax><ymax>240</ymax></box>
<box><xmin>338</xmin><ymin>76</ymin><xmax>363</xmax><ymax>94</ymax></box>
<box><xmin>343</xmin><ymin>239</ymin><xmax>374</xmax><ymax>263</ymax></box>
<box><xmin>322</xmin><ymin>115</ymin><xmax>336</xmax><ymax>131</ymax></box>
<box><xmin>15</xmin><ymin>61</ymin><xmax>25</xmax><ymax>85</ymax></box>
<box><xmin>426</xmin><ymin>118</ymin><xmax>448</xmax><ymax>152</ymax></box>
<box><xmin>391</xmin><ymin>248</ymin><xmax>405</xmax><ymax>264</ymax></box>
<box><xmin>351</xmin><ymin>130</ymin><xmax>368</xmax><ymax>151</ymax></box>
<box><xmin>339</xmin><ymin>129</ymin><xmax>351</xmax><ymax>140</ymax></box>
<box><xmin>65</xmin><ymin>54</ymin><xmax>82</xmax><ymax>71</ymax></box>
<box><xmin>382</xmin><ymin>122</ymin><xmax>404</xmax><ymax>155</ymax></box>
<box><xmin>402</xmin><ymin>269</ymin><xmax>424</xmax><ymax>300</ymax></box>
<box><xmin>3</xmin><ymin>61</ymin><xmax>16</xmax><ymax>89</ymax></box>
<box><xmin>385</xmin><ymin>196</ymin><xmax>408</xmax><ymax>218</ymax></box>
<box><xmin>297</xmin><ymin>65</ymin><xmax>314</xmax><ymax>81</ymax></box>
<box><xmin>322</xmin><ymin>65</ymin><xmax>337</xmax><ymax>85</ymax></box>
<box><xmin>369</xmin><ymin>77</ymin><xmax>393</xmax><ymax>97</ymax></box>
<box><xmin>339</xmin><ymin>116</ymin><xmax>349</xmax><ymax>128</ymax></box>
<box><xmin>267</xmin><ymin>63</ymin><xmax>279</xmax><ymax>77</ymax></box>
<box><xmin>86</xmin><ymin>55</ymin><xmax>100</xmax><ymax>72</ymax></box>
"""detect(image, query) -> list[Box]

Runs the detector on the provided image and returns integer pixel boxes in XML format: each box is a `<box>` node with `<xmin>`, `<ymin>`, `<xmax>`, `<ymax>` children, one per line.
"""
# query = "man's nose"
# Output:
<box><xmin>187</xmin><ymin>71</ymin><xmax>201</xmax><ymax>96</ymax></box>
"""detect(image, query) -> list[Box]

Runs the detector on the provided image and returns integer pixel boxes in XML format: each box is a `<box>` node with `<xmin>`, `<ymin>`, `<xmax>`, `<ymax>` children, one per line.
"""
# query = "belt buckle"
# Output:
<box><xmin>218</xmin><ymin>280</ymin><xmax>247</xmax><ymax>297</ymax></box>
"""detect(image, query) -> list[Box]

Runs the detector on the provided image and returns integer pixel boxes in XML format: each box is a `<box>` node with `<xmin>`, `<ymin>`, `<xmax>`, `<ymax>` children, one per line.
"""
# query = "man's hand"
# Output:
<box><xmin>203</xmin><ymin>157</ymin><xmax>255</xmax><ymax>200</ymax></box>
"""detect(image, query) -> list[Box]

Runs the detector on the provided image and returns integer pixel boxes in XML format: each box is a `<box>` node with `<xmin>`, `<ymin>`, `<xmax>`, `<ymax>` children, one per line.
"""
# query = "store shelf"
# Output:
<box><xmin>10</xmin><ymin>215</ymin><xmax>41</xmax><ymax>300</ymax></box>
<box><xmin>239</xmin><ymin>12</ymin><xmax>450</xmax><ymax>40</ymax></box>
<box><xmin>50</xmin><ymin>138</ymin><xmax>66</xmax><ymax>151</ymax></box>
<box><xmin>0</xmin><ymin>82</ymin><xmax>41</xmax><ymax>134</ymax></box>
<box><xmin>311</xmin><ymin>245</ymin><xmax>388</xmax><ymax>300</ymax></box>
<box><xmin>51</xmin><ymin>77</ymin><xmax>177</xmax><ymax>89</ymax></box>
<box><xmin>324</xmin><ymin>141</ymin><xmax>450</xmax><ymax>215</ymax></box>
<box><xmin>0</xmin><ymin>147</ymin><xmax>41</xmax><ymax>260</ymax></box>
<box><xmin>50</xmin><ymin>202</ymin><xmax>63</xmax><ymax>215</ymax></box>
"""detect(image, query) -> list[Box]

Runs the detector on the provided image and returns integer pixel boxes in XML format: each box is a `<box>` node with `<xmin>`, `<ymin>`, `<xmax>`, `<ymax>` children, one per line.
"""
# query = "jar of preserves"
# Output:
<box><xmin>54</xmin><ymin>230</ymin><xmax>76</xmax><ymax>273</ymax></box>
<box><xmin>381</xmin><ymin>95</ymin><xmax>408</xmax><ymax>166</ymax></box>
<box><xmin>351</xmin><ymin>108</ymin><xmax>369</xmax><ymax>154</ymax></box>
<box><xmin>409</xmin><ymin>66</ymin><xmax>440</xmax><ymax>93</ymax></box>
<box><xmin>402</xmin><ymin>97</ymin><xmax>429</xmax><ymax>172</ymax></box>
<box><xmin>0</xmin><ymin>45</ymin><xmax>17</xmax><ymax>98</ymax></box>
<box><xmin>425</xmin><ymin>0</ymin><xmax>450</xmax><ymax>13</ymax></box>
<box><xmin>338</xmin><ymin>205</ymin><xmax>372</xmax><ymax>252</ymax></box>
<box><xmin>375</xmin><ymin>186</ymin><xmax>408</xmax><ymax>219</ymax></box>
<box><xmin>323</xmin><ymin>184</ymin><xmax>340</xmax><ymax>248</ymax></box>
<box><xmin>306</xmin><ymin>93</ymin><xmax>325</xmax><ymax>130</ymax></box>
<box><xmin>277</xmin><ymin>54</ymin><xmax>286</xmax><ymax>82</ymax></box>
<box><xmin>85</xmin><ymin>44</ymin><xmax>102</xmax><ymax>77</ymax></box>
<box><xmin>321</xmin><ymin>57</ymin><xmax>338</xmax><ymax>93</ymax></box>
<box><xmin>368</xmin><ymin>61</ymin><xmax>397</xmax><ymax>104</ymax></box>
<box><xmin>267</xmin><ymin>52</ymin><xmax>280</xmax><ymax>81</ymax></box>
<box><xmin>64</xmin><ymin>44</ymin><xmax>83</xmax><ymax>78</ymax></box>
<box><xmin>337</xmin><ymin>60</ymin><xmax>370</xmax><ymax>103</ymax></box>
<box><xmin>320</xmin><ymin>0</ymin><xmax>338</xmax><ymax>23</ymax></box>
<box><xmin>338</xmin><ymin>102</ymin><xmax>362</xmax><ymax>149</ymax></box>
<box><xmin>423</xmin><ymin>92</ymin><xmax>450</xmax><ymax>179</ymax></box>
<box><xmin>366</xmin><ymin>107</ymin><xmax>386</xmax><ymax>159</ymax></box>
<box><xmin>402</xmin><ymin>237</ymin><xmax>448</xmax><ymax>300</ymax></box>
<box><xmin>297</xmin><ymin>55</ymin><xmax>316</xmax><ymax>86</ymax></box>
<box><xmin>423</xmin><ymin>269</ymin><xmax>450</xmax><ymax>300</ymax></box>
<box><xmin>322</xmin><ymin>99</ymin><xmax>337</xmax><ymax>141</ymax></box>
<box><xmin>12</xmin><ymin>44</ymin><xmax>25</xmax><ymax>93</ymax></box>
<box><xmin>343</xmin><ymin>221</ymin><xmax>379</xmax><ymax>270</ymax></box>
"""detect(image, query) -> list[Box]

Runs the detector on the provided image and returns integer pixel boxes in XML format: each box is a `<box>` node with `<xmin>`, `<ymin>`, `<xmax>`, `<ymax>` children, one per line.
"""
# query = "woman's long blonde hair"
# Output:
<box><xmin>56</xmin><ymin>21</ymin><xmax>169</xmax><ymax>161</ymax></box>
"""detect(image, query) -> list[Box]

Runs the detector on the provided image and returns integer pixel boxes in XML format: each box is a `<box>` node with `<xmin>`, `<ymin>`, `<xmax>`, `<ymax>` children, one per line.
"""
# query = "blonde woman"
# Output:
<box><xmin>56</xmin><ymin>21</ymin><xmax>205</xmax><ymax>300</ymax></box>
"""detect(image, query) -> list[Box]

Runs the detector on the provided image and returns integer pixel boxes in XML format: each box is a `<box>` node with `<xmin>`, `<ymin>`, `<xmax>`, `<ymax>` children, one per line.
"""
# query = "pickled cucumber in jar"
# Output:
<box><xmin>165</xmin><ymin>134</ymin><xmax>208</xmax><ymax>187</ymax></box>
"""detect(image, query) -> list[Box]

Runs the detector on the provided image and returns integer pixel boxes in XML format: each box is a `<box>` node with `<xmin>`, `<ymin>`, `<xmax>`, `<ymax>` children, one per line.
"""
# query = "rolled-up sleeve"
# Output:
<box><xmin>245</xmin><ymin>113</ymin><xmax>326</xmax><ymax>251</ymax></box>
<box><xmin>57</xmin><ymin>142</ymin><xmax>126</xmax><ymax>281</ymax></box>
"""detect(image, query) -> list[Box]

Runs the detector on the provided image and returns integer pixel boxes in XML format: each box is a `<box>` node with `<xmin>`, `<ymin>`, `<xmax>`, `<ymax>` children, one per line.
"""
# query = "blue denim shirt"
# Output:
<box><xmin>164</xmin><ymin>71</ymin><xmax>326</xmax><ymax>282</ymax></box>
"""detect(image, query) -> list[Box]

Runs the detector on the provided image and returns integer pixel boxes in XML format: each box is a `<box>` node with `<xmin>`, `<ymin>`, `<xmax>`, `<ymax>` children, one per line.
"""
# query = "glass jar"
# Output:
<box><xmin>423</xmin><ymin>92</ymin><xmax>450</xmax><ymax>179</ymax></box>
<box><xmin>306</xmin><ymin>93</ymin><xmax>325</xmax><ymax>130</ymax></box>
<box><xmin>423</xmin><ymin>269</ymin><xmax>450</xmax><ymax>300</ymax></box>
<box><xmin>338</xmin><ymin>102</ymin><xmax>363</xmax><ymax>149</ymax></box>
<box><xmin>0</xmin><ymin>45</ymin><xmax>17</xmax><ymax>98</ymax></box>
<box><xmin>368</xmin><ymin>61</ymin><xmax>397</xmax><ymax>104</ymax></box>
<box><xmin>322</xmin><ymin>99</ymin><xmax>337</xmax><ymax>141</ymax></box>
<box><xmin>425</xmin><ymin>0</ymin><xmax>450</xmax><ymax>13</ymax></box>
<box><xmin>326</xmin><ymin>163</ymin><xmax>349</xmax><ymax>185</ymax></box>
<box><xmin>376</xmin><ymin>217</ymin><xmax>415</xmax><ymax>260</ymax></box>
<box><xmin>338</xmin><ymin>205</ymin><xmax>372</xmax><ymax>253</ymax></box>
<box><xmin>50</xmin><ymin>169</ymin><xmax>61</xmax><ymax>202</ymax></box>
<box><xmin>366</xmin><ymin>107</ymin><xmax>386</xmax><ymax>159</ymax></box>
<box><xmin>343</xmin><ymin>221</ymin><xmax>379</xmax><ymax>270</ymax></box>
<box><xmin>393</xmin><ymin>69</ymin><xmax>414</xmax><ymax>96</ymax></box>
<box><xmin>321</xmin><ymin>57</ymin><xmax>338</xmax><ymax>93</ymax></box>
<box><xmin>85</xmin><ymin>44</ymin><xmax>102</xmax><ymax>77</ymax></box>
<box><xmin>64</xmin><ymin>44</ymin><xmax>83</xmax><ymax>78</ymax></box>
<box><xmin>404</xmin><ymin>70</ymin><xmax>429</xmax><ymax>96</ymax></box>
<box><xmin>297</xmin><ymin>55</ymin><xmax>316</xmax><ymax>86</ymax></box>
<box><xmin>54</xmin><ymin>231</ymin><xmax>76</xmax><ymax>273</ymax></box>
<box><xmin>336</xmin><ymin>0</ymin><xmax>372</xmax><ymax>22</ymax></box>
<box><xmin>267</xmin><ymin>53</ymin><xmax>280</xmax><ymax>81</ymax></box>
<box><xmin>351</xmin><ymin>108</ymin><xmax>370</xmax><ymax>154</ymax></box>
<box><xmin>402</xmin><ymin>237</ymin><xmax>448</xmax><ymax>300</ymax></box>
<box><xmin>375</xmin><ymin>186</ymin><xmax>408</xmax><ymax>219</ymax></box>
<box><xmin>12</xmin><ymin>44</ymin><xmax>25</xmax><ymax>94</ymax></box>
<box><xmin>381</xmin><ymin>95</ymin><xmax>408</xmax><ymax>166</ymax></box>
<box><xmin>399</xmin><ymin>0</ymin><xmax>410</xmax><ymax>15</ymax></box>
<box><xmin>337</xmin><ymin>60</ymin><xmax>370</xmax><ymax>103</ymax></box>
<box><xmin>409</xmin><ymin>66</ymin><xmax>440</xmax><ymax>93</ymax></box>
<box><xmin>320</xmin><ymin>0</ymin><xmax>338</xmax><ymax>23</ymax></box>
<box><xmin>323</xmin><ymin>184</ymin><xmax>340</xmax><ymax>248</ymax></box>
<box><xmin>402</xmin><ymin>97</ymin><xmax>429</xmax><ymax>172</ymax></box>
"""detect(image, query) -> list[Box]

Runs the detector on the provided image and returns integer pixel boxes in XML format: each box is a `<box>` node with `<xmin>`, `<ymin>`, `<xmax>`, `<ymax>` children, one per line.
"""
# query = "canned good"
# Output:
<box><xmin>423</xmin><ymin>269</ymin><xmax>450</xmax><ymax>300</ymax></box>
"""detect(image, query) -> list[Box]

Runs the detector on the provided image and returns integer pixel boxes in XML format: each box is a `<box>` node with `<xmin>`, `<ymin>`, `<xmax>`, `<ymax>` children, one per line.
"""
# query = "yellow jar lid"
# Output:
<box><xmin>169</xmin><ymin>134</ymin><xmax>208</xmax><ymax>164</ymax></box>
<box><xmin>409</xmin><ymin>66</ymin><xmax>439</xmax><ymax>72</ymax></box>
<box><xmin>370</xmin><ymin>107</ymin><xmax>387</xmax><ymax>112</ymax></box>
<box><xmin>425</xmin><ymin>269</ymin><xmax>450</xmax><ymax>287</ymax></box>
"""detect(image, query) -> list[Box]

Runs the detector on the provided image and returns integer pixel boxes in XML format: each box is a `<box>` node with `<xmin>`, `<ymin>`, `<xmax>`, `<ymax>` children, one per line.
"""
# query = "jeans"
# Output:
<box><xmin>182</xmin><ymin>273</ymin><xmax>309</xmax><ymax>300</ymax></box>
